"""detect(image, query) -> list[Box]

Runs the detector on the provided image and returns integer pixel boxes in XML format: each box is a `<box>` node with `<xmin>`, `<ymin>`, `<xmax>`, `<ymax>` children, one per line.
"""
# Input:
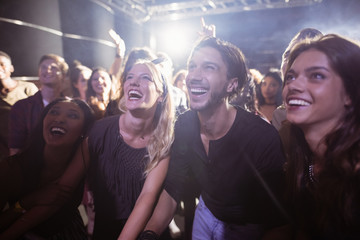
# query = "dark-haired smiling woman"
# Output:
<box><xmin>279</xmin><ymin>34</ymin><xmax>360</xmax><ymax>239</ymax></box>
<box><xmin>0</xmin><ymin>97</ymin><xmax>95</xmax><ymax>239</ymax></box>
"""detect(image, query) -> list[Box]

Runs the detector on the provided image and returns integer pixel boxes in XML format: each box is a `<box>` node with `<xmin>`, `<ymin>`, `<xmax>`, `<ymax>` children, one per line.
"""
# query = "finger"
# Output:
<box><xmin>109</xmin><ymin>29</ymin><xmax>120</xmax><ymax>42</ymax></box>
<box><xmin>109</xmin><ymin>29</ymin><xmax>116</xmax><ymax>38</ymax></box>
<box><xmin>200</xmin><ymin>17</ymin><xmax>205</xmax><ymax>28</ymax></box>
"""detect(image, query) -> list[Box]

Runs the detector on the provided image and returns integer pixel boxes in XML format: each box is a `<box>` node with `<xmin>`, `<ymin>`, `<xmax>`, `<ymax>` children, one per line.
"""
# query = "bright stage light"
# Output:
<box><xmin>154</xmin><ymin>22</ymin><xmax>197</xmax><ymax>67</ymax></box>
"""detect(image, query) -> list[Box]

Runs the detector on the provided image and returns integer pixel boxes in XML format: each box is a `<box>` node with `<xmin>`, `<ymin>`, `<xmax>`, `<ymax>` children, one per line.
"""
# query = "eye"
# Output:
<box><xmin>68</xmin><ymin>112</ymin><xmax>80</xmax><ymax>119</ymax></box>
<box><xmin>125</xmin><ymin>75</ymin><xmax>133</xmax><ymax>82</ymax></box>
<box><xmin>285</xmin><ymin>73</ymin><xmax>295</xmax><ymax>83</ymax></box>
<box><xmin>142</xmin><ymin>75</ymin><xmax>152</xmax><ymax>82</ymax></box>
<box><xmin>48</xmin><ymin>108</ymin><xmax>59</xmax><ymax>116</ymax></box>
<box><xmin>188</xmin><ymin>63</ymin><xmax>196</xmax><ymax>71</ymax></box>
<box><xmin>310</xmin><ymin>72</ymin><xmax>325</xmax><ymax>80</ymax></box>
<box><xmin>204</xmin><ymin>64</ymin><xmax>216</xmax><ymax>70</ymax></box>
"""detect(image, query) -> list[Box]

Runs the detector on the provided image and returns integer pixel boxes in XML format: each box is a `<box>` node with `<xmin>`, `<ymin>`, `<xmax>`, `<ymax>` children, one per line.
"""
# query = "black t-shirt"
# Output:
<box><xmin>88</xmin><ymin>115</ymin><xmax>147</xmax><ymax>220</ymax></box>
<box><xmin>165</xmin><ymin>107</ymin><xmax>287</xmax><ymax>226</ymax></box>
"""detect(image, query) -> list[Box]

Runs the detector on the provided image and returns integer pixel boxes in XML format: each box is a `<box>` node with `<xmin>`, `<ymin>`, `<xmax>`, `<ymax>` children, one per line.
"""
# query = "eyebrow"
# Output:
<box><xmin>188</xmin><ymin>60</ymin><xmax>220</xmax><ymax>67</ymax></box>
<box><xmin>287</xmin><ymin>66</ymin><xmax>330</xmax><ymax>74</ymax></box>
<box><xmin>304</xmin><ymin>66</ymin><xmax>330</xmax><ymax>73</ymax></box>
<box><xmin>202</xmin><ymin>61</ymin><xmax>219</xmax><ymax>67</ymax></box>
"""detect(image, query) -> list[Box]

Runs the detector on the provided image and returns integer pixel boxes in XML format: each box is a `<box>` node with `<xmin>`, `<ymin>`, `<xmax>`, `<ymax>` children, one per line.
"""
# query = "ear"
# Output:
<box><xmin>226</xmin><ymin>77</ymin><xmax>238</xmax><ymax>93</ymax></box>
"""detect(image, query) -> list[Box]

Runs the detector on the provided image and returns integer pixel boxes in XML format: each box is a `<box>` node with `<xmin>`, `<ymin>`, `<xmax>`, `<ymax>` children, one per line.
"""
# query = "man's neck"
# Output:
<box><xmin>198</xmin><ymin>101</ymin><xmax>237</xmax><ymax>141</ymax></box>
<box><xmin>41</xmin><ymin>85</ymin><xmax>62</xmax><ymax>103</ymax></box>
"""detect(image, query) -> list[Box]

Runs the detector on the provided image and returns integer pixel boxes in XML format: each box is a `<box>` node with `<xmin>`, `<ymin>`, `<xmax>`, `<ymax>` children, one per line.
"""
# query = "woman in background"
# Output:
<box><xmin>69</xmin><ymin>61</ymin><xmax>92</xmax><ymax>100</ymax></box>
<box><xmin>86</xmin><ymin>67</ymin><xmax>116</xmax><ymax>119</ymax></box>
<box><xmin>256</xmin><ymin>70</ymin><xmax>282</xmax><ymax>122</ymax></box>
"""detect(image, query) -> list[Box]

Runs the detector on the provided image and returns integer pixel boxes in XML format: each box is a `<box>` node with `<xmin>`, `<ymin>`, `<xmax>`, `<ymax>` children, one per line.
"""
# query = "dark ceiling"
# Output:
<box><xmin>1</xmin><ymin>0</ymin><xmax>359</xmax><ymax>76</ymax></box>
<box><xmin>95</xmin><ymin>0</ymin><xmax>360</xmax><ymax>73</ymax></box>
<box><xmin>97</xmin><ymin>0</ymin><xmax>323</xmax><ymax>23</ymax></box>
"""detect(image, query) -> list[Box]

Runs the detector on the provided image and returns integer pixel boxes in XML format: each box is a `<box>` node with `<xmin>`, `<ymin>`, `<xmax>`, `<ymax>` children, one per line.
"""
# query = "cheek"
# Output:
<box><xmin>148</xmin><ymin>85</ymin><xmax>160</xmax><ymax>101</ymax></box>
<box><xmin>272</xmin><ymin>86</ymin><xmax>280</xmax><ymax>93</ymax></box>
<box><xmin>69</xmin><ymin>122</ymin><xmax>84</xmax><ymax>136</ymax></box>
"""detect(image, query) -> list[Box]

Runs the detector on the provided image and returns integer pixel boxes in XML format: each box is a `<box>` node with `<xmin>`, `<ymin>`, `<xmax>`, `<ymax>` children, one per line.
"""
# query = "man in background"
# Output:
<box><xmin>0</xmin><ymin>51</ymin><xmax>38</xmax><ymax>159</ymax></box>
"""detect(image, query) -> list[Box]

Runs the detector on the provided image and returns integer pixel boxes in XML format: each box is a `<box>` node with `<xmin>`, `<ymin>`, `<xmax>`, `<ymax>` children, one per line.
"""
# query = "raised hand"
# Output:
<box><xmin>199</xmin><ymin>17</ymin><xmax>216</xmax><ymax>37</ymax></box>
<box><xmin>109</xmin><ymin>29</ymin><xmax>126</xmax><ymax>58</ymax></box>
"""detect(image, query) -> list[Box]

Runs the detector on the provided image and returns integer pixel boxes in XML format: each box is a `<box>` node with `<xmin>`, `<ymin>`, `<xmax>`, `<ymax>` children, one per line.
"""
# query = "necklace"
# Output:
<box><xmin>308</xmin><ymin>164</ymin><xmax>315</xmax><ymax>183</ymax></box>
<box><xmin>305</xmin><ymin>156</ymin><xmax>317</xmax><ymax>184</ymax></box>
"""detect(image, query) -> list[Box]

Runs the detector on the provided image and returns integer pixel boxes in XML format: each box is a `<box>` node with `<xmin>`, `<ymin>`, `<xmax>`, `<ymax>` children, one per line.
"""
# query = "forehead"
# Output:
<box><xmin>93</xmin><ymin>70</ymin><xmax>109</xmax><ymax>78</ymax></box>
<box><xmin>291</xmin><ymin>49</ymin><xmax>330</xmax><ymax>70</ymax></box>
<box><xmin>190</xmin><ymin>46</ymin><xmax>225</xmax><ymax>66</ymax></box>
<box><xmin>40</xmin><ymin>58</ymin><xmax>58</xmax><ymax>67</ymax></box>
<box><xmin>263</xmin><ymin>76</ymin><xmax>278</xmax><ymax>83</ymax></box>
<box><xmin>129</xmin><ymin>63</ymin><xmax>151</xmax><ymax>74</ymax></box>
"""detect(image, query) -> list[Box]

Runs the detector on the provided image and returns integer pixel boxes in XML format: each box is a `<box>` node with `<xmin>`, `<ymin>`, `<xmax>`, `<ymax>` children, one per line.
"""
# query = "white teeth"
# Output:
<box><xmin>288</xmin><ymin>99</ymin><xmax>310</xmax><ymax>106</ymax></box>
<box><xmin>51</xmin><ymin>127</ymin><xmax>66</xmax><ymax>134</ymax></box>
<box><xmin>128</xmin><ymin>90</ymin><xmax>143</xmax><ymax>99</ymax></box>
<box><xmin>191</xmin><ymin>88</ymin><xmax>207</xmax><ymax>94</ymax></box>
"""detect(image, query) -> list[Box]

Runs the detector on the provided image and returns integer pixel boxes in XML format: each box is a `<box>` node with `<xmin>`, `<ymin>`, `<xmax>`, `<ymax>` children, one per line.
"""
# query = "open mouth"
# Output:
<box><xmin>288</xmin><ymin>99</ymin><xmax>310</xmax><ymax>107</ymax></box>
<box><xmin>128</xmin><ymin>90</ymin><xmax>143</xmax><ymax>100</ymax></box>
<box><xmin>50</xmin><ymin>127</ymin><xmax>66</xmax><ymax>136</ymax></box>
<box><xmin>190</xmin><ymin>88</ymin><xmax>208</xmax><ymax>96</ymax></box>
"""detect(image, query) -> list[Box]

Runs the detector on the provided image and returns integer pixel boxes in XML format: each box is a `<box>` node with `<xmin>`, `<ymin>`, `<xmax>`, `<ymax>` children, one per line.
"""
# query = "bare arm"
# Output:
<box><xmin>108</xmin><ymin>29</ymin><xmax>125</xmax><ymax>80</ymax></box>
<box><xmin>118</xmin><ymin>157</ymin><xmax>170</xmax><ymax>240</ymax></box>
<box><xmin>0</xmin><ymin>140</ymin><xmax>90</xmax><ymax>239</ymax></box>
<box><xmin>141</xmin><ymin>189</ymin><xmax>178</xmax><ymax>237</ymax></box>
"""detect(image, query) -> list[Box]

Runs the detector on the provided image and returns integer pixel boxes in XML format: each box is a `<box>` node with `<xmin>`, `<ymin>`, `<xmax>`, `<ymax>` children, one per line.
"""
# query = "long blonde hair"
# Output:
<box><xmin>118</xmin><ymin>60</ymin><xmax>175</xmax><ymax>176</ymax></box>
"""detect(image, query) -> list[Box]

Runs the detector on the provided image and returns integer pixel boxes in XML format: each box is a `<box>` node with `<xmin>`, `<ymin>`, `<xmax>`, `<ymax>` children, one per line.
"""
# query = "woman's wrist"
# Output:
<box><xmin>137</xmin><ymin>230</ymin><xmax>159</xmax><ymax>240</ymax></box>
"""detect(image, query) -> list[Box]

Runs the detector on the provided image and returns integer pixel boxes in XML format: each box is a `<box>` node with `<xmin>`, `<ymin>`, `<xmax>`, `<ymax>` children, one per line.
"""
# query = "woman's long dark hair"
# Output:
<box><xmin>283</xmin><ymin>34</ymin><xmax>360</xmax><ymax>235</ymax></box>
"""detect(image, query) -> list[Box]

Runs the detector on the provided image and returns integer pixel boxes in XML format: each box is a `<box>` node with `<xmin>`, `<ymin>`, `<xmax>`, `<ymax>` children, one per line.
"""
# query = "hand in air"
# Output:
<box><xmin>198</xmin><ymin>17</ymin><xmax>216</xmax><ymax>37</ymax></box>
<box><xmin>109</xmin><ymin>29</ymin><xmax>126</xmax><ymax>58</ymax></box>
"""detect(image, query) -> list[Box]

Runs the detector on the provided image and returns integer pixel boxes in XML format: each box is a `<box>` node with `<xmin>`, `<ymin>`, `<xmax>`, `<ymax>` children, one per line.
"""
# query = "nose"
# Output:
<box><xmin>187</xmin><ymin>67</ymin><xmax>202</xmax><ymax>83</ymax></box>
<box><xmin>129</xmin><ymin>76</ymin><xmax>140</xmax><ymax>86</ymax></box>
<box><xmin>286</xmin><ymin>75</ymin><xmax>306</xmax><ymax>93</ymax></box>
<box><xmin>54</xmin><ymin>114</ymin><xmax>66</xmax><ymax>124</ymax></box>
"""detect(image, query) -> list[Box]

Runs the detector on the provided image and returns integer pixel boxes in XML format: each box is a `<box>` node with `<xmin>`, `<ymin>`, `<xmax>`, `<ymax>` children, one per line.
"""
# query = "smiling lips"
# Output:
<box><xmin>128</xmin><ymin>90</ymin><xmax>143</xmax><ymax>100</ymax></box>
<box><xmin>287</xmin><ymin>98</ymin><xmax>311</xmax><ymax>107</ymax></box>
<box><xmin>190</xmin><ymin>87</ymin><xmax>208</xmax><ymax>96</ymax></box>
<box><xmin>50</xmin><ymin>127</ymin><xmax>66</xmax><ymax>136</ymax></box>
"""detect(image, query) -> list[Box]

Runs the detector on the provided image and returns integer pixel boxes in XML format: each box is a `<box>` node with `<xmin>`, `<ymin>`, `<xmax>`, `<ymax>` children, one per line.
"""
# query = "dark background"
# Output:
<box><xmin>1</xmin><ymin>0</ymin><xmax>359</xmax><ymax>78</ymax></box>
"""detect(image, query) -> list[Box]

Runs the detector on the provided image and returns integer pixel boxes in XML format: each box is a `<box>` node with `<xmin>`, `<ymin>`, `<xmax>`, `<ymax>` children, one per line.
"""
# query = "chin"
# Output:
<box><xmin>190</xmin><ymin>103</ymin><xmax>208</xmax><ymax>112</ymax></box>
